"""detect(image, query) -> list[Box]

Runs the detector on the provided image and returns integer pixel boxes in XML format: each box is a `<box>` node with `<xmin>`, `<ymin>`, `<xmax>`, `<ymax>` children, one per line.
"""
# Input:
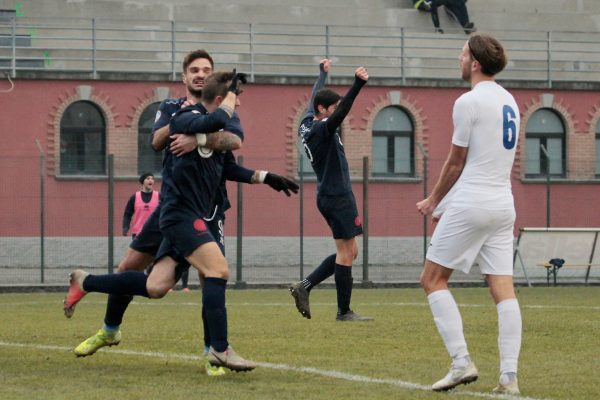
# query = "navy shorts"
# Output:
<box><xmin>154</xmin><ymin>237</ymin><xmax>191</xmax><ymax>282</ymax></box>
<box><xmin>205</xmin><ymin>210</ymin><xmax>226</xmax><ymax>255</ymax></box>
<box><xmin>129</xmin><ymin>206</ymin><xmax>162</xmax><ymax>255</ymax></box>
<box><xmin>160</xmin><ymin>208</ymin><xmax>216</xmax><ymax>258</ymax></box>
<box><xmin>153</xmin><ymin>207</ymin><xmax>224</xmax><ymax>282</ymax></box>
<box><xmin>317</xmin><ymin>193</ymin><xmax>363</xmax><ymax>240</ymax></box>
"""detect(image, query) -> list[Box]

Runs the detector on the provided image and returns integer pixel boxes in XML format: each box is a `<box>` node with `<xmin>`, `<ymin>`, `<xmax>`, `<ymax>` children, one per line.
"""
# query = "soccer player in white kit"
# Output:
<box><xmin>416</xmin><ymin>33</ymin><xmax>522</xmax><ymax>395</ymax></box>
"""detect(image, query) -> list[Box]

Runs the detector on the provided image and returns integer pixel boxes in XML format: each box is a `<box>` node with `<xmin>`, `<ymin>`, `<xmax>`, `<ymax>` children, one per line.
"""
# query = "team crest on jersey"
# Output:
<box><xmin>193</xmin><ymin>219</ymin><xmax>207</xmax><ymax>232</ymax></box>
<box><xmin>197</xmin><ymin>146</ymin><xmax>213</xmax><ymax>158</ymax></box>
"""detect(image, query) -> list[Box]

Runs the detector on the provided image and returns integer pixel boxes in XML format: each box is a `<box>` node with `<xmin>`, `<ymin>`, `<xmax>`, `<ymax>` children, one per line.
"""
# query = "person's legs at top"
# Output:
<box><xmin>180</xmin><ymin>268</ymin><xmax>190</xmax><ymax>292</ymax></box>
<box><xmin>420</xmin><ymin>260</ymin><xmax>477</xmax><ymax>391</ymax></box>
<box><xmin>289</xmin><ymin>253</ymin><xmax>336</xmax><ymax>319</ymax></box>
<box><xmin>333</xmin><ymin>237</ymin><xmax>372</xmax><ymax>321</ymax></box>
<box><xmin>479</xmin><ymin>209</ymin><xmax>521</xmax><ymax>395</ymax></box>
<box><xmin>69</xmin><ymin>210</ymin><xmax>162</xmax><ymax>356</ymax></box>
<box><xmin>161</xmin><ymin>213</ymin><xmax>255</xmax><ymax>372</ymax></box>
<box><xmin>487</xmin><ymin>275</ymin><xmax>521</xmax><ymax>395</ymax></box>
<box><xmin>313</xmin><ymin>193</ymin><xmax>371</xmax><ymax>321</ymax></box>
<box><xmin>201</xmin><ymin>215</ymin><xmax>227</xmax><ymax>376</ymax></box>
<box><xmin>420</xmin><ymin>207</ymin><xmax>494</xmax><ymax>391</ymax></box>
<box><xmin>185</xmin><ymin>241</ymin><xmax>256</xmax><ymax>372</ymax></box>
<box><xmin>71</xmin><ymin>247</ymin><xmax>154</xmax><ymax>356</ymax></box>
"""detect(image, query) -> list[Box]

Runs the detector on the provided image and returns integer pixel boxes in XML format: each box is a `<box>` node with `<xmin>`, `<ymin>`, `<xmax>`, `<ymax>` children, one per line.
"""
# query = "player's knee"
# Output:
<box><xmin>146</xmin><ymin>282</ymin><xmax>171</xmax><ymax>299</ymax></box>
<box><xmin>214</xmin><ymin>266</ymin><xmax>229</xmax><ymax>280</ymax></box>
<box><xmin>419</xmin><ymin>270</ymin><xmax>435</xmax><ymax>292</ymax></box>
<box><xmin>117</xmin><ymin>254</ymin><xmax>149</xmax><ymax>273</ymax></box>
<box><xmin>337</xmin><ymin>249</ymin><xmax>355</xmax><ymax>265</ymax></box>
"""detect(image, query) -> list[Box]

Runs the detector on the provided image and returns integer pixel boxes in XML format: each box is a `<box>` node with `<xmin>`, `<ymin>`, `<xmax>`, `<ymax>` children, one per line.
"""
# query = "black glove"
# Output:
<box><xmin>264</xmin><ymin>173</ymin><xmax>299</xmax><ymax>197</ymax></box>
<box><xmin>228</xmin><ymin>69</ymin><xmax>248</xmax><ymax>95</ymax></box>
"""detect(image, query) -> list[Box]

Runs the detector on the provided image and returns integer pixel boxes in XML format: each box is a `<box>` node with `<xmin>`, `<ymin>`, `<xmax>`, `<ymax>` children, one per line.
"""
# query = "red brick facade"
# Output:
<box><xmin>2</xmin><ymin>80</ymin><xmax>599</xmax><ymax>236</ymax></box>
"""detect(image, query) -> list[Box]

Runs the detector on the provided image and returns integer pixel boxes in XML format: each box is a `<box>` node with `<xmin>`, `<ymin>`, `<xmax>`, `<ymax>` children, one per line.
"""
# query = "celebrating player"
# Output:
<box><xmin>289</xmin><ymin>59</ymin><xmax>373</xmax><ymax>321</ymax></box>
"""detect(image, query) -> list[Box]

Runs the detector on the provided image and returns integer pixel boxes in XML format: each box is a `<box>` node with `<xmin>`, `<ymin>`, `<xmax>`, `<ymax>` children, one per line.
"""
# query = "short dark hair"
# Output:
<box><xmin>182</xmin><ymin>49</ymin><xmax>214</xmax><ymax>72</ymax></box>
<box><xmin>201</xmin><ymin>71</ymin><xmax>234</xmax><ymax>103</ymax></box>
<box><xmin>467</xmin><ymin>33</ymin><xmax>507</xmax><ymax>76</ymax></box>
<box><xmin>139</xmin><ymin>172</ymin><xmax>153</xmax><ymax>184</ymax></box>
<box><xmin>313</xmin><ymin>89</ymin><xmax>341</xmax><ymax>115</ymax></box>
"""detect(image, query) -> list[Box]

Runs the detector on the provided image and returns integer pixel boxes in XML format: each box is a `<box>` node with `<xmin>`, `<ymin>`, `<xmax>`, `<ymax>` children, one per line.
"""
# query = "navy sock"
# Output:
<box><xmin>181</xmin><ymin>269</ymin><xmax>189</xmax><ymax>288</ymax></box>
<box><xmin>203</xmin><ymin>278</ymin><xmax>228</xmax><ymax>352</ymax></box>
<box><xmin>304</xmin><ymin>254</ymin><xmax>336</xmax><ymax>291</ymax></box>
<box><xmin>103</xmin><ymin>294</ymin><xmax>133</xmax><ymax>327</ymax></box>
<box><xmin>334</xmin><ymin>264</ymin><xmax>353</xmax><ymax>315</ymax></box>
<box><xmin>83</xmin><ymin>271</ymin><xmax>149</xmax><ymax>298</ymax></box>
<box><xmin>202</xmin><ymin>305</ymin><xmax>210</xmax><ymax>350</ymax></box>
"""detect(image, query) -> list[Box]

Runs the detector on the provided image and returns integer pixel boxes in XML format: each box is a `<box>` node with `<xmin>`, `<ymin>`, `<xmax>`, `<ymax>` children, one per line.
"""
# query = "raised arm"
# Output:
<box><xmin>305</xmin><ymin>59</ymin><xmax>330</xmax><ymax>118</ymax></box>
<box><xmin>325</xmin><ymin>67</ymin><xmax>368</xmax><ymax>133</ymax></box>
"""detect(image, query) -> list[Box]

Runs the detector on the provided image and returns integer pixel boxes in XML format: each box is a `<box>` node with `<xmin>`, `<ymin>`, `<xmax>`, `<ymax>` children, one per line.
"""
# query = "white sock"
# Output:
<box><xmin>427</xmin><ymin>290</ymin><xmax>469</xmax><ymax>367</ymax></box>
<box><xmin>497</xmin><ymin>298</ymin><xmax>522</xmax><ymax>375</ymax></box>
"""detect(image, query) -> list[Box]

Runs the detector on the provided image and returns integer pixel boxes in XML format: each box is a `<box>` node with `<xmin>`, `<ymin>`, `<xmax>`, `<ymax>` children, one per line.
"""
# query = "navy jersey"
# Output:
<box><xmin>152</xmin><ymin>97</ymin><xmax>187</xmax><ymax>195</ymax></box>
<box><xmin>298</xmin><ymin>67</ymin><xmax>366</xmax><ymax>196</ymax></box>
<box><xmin>160</xmin><ymin>104</ymin><xmax>243</xmax><ymax>224</ymax></box>
<box><xmin>299</xmin><ymin>117</ymin><xmax>351</xmax><ymax>196</ymax></box>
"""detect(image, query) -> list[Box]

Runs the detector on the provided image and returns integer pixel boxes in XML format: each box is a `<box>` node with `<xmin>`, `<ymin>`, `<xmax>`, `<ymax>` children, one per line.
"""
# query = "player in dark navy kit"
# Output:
<box><xmin>153</xmin><ymin>71</ymin><xmax>258</xmax><ymax>371</ymax></box>
<box><xmin>65</xmin><ymin>71</ymin><xmax>258</xmax><ymax>372</ymax></box>
<box><xmin>289</xmin><ymin>59</ymin><xmax>373</xmax><ymax>322</ymax></box>
<box><xmin>67</xmin><ymin>51</ymin><xmax>297</xmax><ymax>373</ymax></box>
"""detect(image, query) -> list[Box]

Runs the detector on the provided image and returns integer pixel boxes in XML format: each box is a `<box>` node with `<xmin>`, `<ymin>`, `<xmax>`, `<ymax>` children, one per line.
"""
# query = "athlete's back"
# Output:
<box><xmin>451</xmin><ymin>81</ymin><xmax>519</xmax><ymax>209</ymax></box>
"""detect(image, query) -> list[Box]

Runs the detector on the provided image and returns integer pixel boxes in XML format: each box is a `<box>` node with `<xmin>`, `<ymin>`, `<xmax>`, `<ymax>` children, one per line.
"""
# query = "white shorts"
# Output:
<box><xmin>426</xmin><ymin>206</ymin><xmax>516</xmax><ymax>275</ymax></box>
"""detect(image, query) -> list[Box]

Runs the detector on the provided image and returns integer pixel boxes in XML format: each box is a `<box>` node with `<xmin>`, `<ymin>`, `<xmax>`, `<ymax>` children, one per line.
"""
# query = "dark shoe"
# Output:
<box><xmin>464</xmin><ymin>22</ymin><xmax>476</xmax><ymax>34</ymax></box>
<box><xmin>289</xmin><ymin>282</ymin><xmax>311</xmax><ymax>319</ymax></box>
<box><xmin>336</xmin><ymin>310</ymin><xmax>374</xmax><ymax>322</ymax></box>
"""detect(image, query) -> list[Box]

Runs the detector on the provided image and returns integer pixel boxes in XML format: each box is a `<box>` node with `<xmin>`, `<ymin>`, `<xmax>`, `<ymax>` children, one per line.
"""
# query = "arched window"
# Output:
<box><xmin>60</xmin><ymin>101</ymin><xmax>106</xmax><ymax>175</ymax></box>
<box><xmin>138</xmin><ymin>102</ymin><xmax>162</xmax><ymax>175</ymax></box>
<box><xmin>525</xmin><ymin>108</ymin><xmax>565</xmax><ymax>178</ymax></box>
<box><xmin>596</xmin><ymin>119</ymin><xmax>600</xmax><ymax>176</ymax></box>
<box><xmin>372</xmin><ymin>106</ymin><xmax>414</xmax><ymax>176</ymax></box>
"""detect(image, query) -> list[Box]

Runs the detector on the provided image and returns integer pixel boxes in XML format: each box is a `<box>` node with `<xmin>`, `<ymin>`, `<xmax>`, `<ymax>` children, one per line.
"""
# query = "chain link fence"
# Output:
<box><xmin>3</xmin><ymin>151</ymin><xmax>598</xmax><ymax>287</ymax></box>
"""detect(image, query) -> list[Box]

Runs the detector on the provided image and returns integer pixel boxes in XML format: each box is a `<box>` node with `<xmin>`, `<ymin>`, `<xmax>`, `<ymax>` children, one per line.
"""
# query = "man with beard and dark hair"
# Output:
<box><xmin>416</xmin><ymin>33</ymin><xmax>521</xmax><ymax>395</ymax></box>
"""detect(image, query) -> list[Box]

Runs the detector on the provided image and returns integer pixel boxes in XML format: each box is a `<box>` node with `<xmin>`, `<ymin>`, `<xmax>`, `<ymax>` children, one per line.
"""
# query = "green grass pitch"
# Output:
<box><xmin>0</xmin><ymin>287</ymin><xmax>598</xmax><ymax>400</ymax></box>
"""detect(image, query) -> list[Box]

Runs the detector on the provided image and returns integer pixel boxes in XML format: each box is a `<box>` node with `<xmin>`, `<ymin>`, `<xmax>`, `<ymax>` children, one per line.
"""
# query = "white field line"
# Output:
<box><xmin>0</xmin><ymin>300</ymin><xmax>599</xmax><ymax>311</ymax></box>
<box><xmin>0</xmin><ymin>340</ymin><xmax>549</xmax><ymax>400</ymax></box>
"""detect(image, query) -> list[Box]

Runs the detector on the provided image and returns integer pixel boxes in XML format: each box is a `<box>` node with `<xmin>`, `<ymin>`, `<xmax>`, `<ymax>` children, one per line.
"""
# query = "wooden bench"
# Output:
<box><xmin>537</xmin><ymin>259</ymin><xmax>600</xmax><ymax>286</ymax></box>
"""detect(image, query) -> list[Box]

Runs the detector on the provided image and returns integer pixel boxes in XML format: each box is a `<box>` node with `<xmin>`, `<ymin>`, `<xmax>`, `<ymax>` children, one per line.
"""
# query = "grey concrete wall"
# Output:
<box><xmin>3</xmin><ymin>0</ymin><xmax>600</xmax><ymax>33</ymax></box>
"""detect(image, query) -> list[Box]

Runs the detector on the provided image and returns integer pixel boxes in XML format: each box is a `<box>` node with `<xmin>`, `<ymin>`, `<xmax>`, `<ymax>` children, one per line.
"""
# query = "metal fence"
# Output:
<box><xmin>2</xmin><ymin>17</ymin><xmax>600</xmax><ymax>85</ymax></box>
<box><xmin>2</xmin><ymin>153</ymin><xmax>599</xmax><ymax>287</ymax></box>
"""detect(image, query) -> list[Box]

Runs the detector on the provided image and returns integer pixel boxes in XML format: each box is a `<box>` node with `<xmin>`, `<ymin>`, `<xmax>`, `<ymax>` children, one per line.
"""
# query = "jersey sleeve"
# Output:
<box><xmin>451</xmin><ymin>95</ymin><xmax>473</xmax><ymax>148</ymax></box>
<box><xmin>122</xmin><ymin>194</ymin><xmax>135</xmax><ymax>234</ymax></box>
<box><xmin>152</xmin><ymin>99</ymin><xmax>175</xmax><ymax>133</ymax></box>
<box><xmin>303</xmin><ymin>64</ymin><xmax>328</xmax><ymax>120</ymax></box>
<box><xmin>224</xmin><ymin>113</ymin><xmax>244</xmax><ymax>141</ymax></box>
<box><xmin>170</xmin><ymin>107</ymin><xmax>231</xmax><ymax>134</ymax></box>
<box><xmin>325</xmin><ymin>75</ymin><xmax>366</xmax><ymax>133</ymax></box>
<box><xmin>298</xmin><ymin>116</ymin><xmax>315</xmax><ymax>139</ymax></box>
<box><xmin>222</xmin><ymin>151</ymin><xmax>254</xmax><ymax>183</ymax></box>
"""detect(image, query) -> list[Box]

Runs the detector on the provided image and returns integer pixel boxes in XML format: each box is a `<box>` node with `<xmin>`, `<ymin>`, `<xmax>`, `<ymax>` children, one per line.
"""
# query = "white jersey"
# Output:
<box><xmin>444</xmin><ymin>80</ymin><xmax>519</xmax><ymax>210</ymax></box>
